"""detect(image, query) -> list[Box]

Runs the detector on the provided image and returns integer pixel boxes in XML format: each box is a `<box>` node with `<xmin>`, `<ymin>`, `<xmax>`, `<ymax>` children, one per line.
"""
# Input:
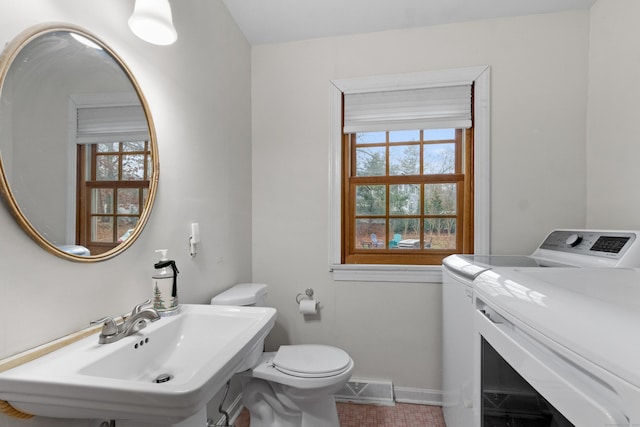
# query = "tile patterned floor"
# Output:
<box><xmin>234</xmin><ymin>402</ymin><xmax>446</xmax><ymax>426</ymax></box>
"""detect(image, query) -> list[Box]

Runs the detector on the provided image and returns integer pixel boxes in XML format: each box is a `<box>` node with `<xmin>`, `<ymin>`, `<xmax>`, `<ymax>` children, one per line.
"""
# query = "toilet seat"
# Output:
<box><xmin>251</xmin><ymin>347</ymin><xmax>354</xmax><ymax>390</ymax></box>
<box><xmin>272</xmin><ymin>345</ymin><xmax>352</xmax><ymax>378</ymax></box>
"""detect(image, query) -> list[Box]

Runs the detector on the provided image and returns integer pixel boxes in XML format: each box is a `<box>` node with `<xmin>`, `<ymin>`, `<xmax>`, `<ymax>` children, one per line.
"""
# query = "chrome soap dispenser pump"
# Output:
<box><xmin>152</xmin><ymin>249</ymin><xmax>180</xmax><ymax>315</ymax></box>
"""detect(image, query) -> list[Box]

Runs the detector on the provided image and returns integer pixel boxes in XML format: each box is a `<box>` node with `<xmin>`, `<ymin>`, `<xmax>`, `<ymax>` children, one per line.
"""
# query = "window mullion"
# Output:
<box><xmin>455</xmin><ymin>129</ymin><xmax>463</xmax><ymax>173</ymax></box>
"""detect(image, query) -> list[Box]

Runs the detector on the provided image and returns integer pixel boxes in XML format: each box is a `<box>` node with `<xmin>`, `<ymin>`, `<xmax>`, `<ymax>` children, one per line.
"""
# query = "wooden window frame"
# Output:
<box><xmin>341</xmin><ymin>129</ymin><xmax>474</xmax><ymax>266</ymax></box>
<box><xmin>76</xmin><ymin>141</ymin><xmax>151</xmax><ymax>255</ymax></box>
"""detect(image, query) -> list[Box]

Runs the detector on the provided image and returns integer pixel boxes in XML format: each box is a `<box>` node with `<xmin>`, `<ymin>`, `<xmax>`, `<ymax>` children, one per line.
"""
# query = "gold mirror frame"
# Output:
<box><xmin>0</xmin><ymin>24</ymin><xmax>159</xmax><ymax>262</ymax></box>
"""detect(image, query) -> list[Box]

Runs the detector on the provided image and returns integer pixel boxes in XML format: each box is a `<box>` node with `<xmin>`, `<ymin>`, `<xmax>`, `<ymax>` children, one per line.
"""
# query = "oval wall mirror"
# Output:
<box><xmin>0</xmin><ymin>24</ymin><xmax>159</xmax><ymax>262</ymax></box>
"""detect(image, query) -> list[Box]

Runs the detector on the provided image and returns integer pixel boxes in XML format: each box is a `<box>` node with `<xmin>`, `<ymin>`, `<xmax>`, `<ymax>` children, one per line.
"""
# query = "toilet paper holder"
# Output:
<box><xmin>295</xmin><ymin>288</ymin><xmax>318</xmax><ymax>304</ymax></box>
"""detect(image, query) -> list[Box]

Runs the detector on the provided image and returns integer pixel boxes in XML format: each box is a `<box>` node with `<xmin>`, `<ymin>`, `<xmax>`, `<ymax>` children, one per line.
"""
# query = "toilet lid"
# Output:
<box><xmin>272</xmin><ymin>345</ymin><xmax>352</xmax><ymax>378</ymax></box>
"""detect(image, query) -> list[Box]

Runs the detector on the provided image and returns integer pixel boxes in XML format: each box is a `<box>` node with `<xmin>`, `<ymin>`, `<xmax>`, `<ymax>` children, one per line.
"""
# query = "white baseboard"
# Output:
<box><xmin>394</xmin><ymin>386</ymin><xmax>443</xmax><ymax>406</ymax></box>
<box><xmin>334</xmin><ymin>378</ymin><xmax>443</xmax><ymax>407</ymax></box>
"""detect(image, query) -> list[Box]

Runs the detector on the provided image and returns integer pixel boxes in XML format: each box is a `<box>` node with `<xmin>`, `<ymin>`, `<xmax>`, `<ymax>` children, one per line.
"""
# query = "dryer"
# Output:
<box><xmin>441</xmin><ymin>229</ymin><xmax>640</xmax><ymax>427</ymax></box>
<box><xmin>474</xmin><ymin>267</ymin><xmax>640</xmax><ymax>426</ymax></box>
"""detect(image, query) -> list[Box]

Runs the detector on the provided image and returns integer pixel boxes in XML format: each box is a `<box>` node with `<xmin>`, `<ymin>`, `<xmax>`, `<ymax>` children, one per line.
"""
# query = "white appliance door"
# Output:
<box><xmin>474</xmin><ymin>303</ymin><xmax>630</xmax><ymax>426</ymax></box>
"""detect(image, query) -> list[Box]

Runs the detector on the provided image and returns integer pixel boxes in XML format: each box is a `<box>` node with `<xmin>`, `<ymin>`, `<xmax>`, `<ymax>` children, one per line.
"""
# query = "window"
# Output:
<box><xmin>77</xmin><ymin>141</ymin><xmax>151</xmax><ymax>255</ymax></box>
<box><xmin>343</xmin><ymin>128</ymin><xmax>473</xmax><ymax>265</ymax></box>
<box><xmin>329</xmin><ymin>67</ymin><xmax>490</xmax><ymax>281</ymax></box>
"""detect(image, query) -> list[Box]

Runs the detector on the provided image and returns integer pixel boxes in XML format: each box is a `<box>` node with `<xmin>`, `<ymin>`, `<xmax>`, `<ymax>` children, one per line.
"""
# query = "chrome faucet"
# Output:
<box><xmin>91</xmin><ymin>299</ymin><xmax>160</xmax><ymax>344</ymax></box>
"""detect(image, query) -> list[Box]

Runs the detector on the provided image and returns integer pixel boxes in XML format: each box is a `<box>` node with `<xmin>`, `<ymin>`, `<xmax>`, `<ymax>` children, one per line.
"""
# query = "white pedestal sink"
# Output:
<box><xmin>0</xmin><ymin>305</ymin><xmax>276</xmax><ymax>426</ymax></box>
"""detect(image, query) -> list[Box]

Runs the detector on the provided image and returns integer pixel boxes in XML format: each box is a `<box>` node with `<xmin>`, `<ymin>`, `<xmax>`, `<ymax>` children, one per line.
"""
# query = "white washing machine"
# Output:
<box><xmin>441</xmin><ymin>229</ymin><xmax>640</xmax><ymax>427</ymax></box>
<box><xmin>474</xmin><ymin>267</ymin><xmax>640</xmax><ymax>426</ymax></box>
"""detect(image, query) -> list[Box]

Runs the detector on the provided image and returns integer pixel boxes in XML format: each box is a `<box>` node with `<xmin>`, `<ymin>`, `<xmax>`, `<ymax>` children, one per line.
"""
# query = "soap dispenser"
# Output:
<box><xmin>152</xmin><ymin>249</ymin><xmax>180</xmax><ymax>315</ymax></box>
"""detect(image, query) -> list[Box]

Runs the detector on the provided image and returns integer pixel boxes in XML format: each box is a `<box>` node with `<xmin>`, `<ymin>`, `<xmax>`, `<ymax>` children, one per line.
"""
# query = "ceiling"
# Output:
<box><xmin>221</xmin><ymin>0</ymin><xmax>597</xmax><ymax>45</ymax></box>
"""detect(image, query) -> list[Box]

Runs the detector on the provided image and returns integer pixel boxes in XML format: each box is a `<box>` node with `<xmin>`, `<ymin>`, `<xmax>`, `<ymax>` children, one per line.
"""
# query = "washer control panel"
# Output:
<box><xmin>538</xmin><ymin>230</ymin><xmax>636</xmax><ymax>259</ymax></box>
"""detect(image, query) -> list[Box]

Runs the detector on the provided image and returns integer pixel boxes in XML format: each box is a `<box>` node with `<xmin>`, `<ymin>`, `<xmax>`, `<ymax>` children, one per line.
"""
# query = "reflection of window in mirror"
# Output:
<box><xmin>69</xmin><ymin>94</ymin><xmax>152</xmax><ymax>256</ymax></box>
<box><xmin>77</xmin><ymin>141</ymin><xmax>151</xmax><ymax>255</ymax></box>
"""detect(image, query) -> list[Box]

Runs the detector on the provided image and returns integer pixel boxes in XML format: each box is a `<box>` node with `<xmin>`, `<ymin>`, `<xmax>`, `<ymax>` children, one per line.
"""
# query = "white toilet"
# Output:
<box><xmin>211</xmin><ymin>283</ymin><xmax>354</xmax><ymax>427</ymax></box>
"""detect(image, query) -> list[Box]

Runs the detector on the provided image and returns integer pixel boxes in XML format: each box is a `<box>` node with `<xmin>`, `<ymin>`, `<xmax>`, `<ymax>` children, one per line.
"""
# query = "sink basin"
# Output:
<box><xmin>0</xmin><ymin>304</ymin><xmax>276</xmax><ymax>424</ymax></box>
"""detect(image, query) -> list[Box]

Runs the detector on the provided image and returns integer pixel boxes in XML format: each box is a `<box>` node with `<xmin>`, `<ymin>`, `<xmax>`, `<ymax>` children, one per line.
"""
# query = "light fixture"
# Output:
<box><xmin>128</xmin><ymin>0</ymin><xmax>177</xmax><ymax>46</ymax></box>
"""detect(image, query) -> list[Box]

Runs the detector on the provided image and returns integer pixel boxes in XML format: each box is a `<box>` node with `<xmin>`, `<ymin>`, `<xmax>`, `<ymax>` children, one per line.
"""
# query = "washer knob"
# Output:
<box><xmin>565</xmin><ymin>233</ymin><xmax>582</xmax><ymax>247</ymax></box>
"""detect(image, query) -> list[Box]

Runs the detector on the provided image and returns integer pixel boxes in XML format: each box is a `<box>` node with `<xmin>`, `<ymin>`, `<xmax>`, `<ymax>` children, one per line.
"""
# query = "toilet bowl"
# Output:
<box><xmin>211</xmin><ymin>283</ymin><xmax>354</xmax><ymax>427</ymax></box>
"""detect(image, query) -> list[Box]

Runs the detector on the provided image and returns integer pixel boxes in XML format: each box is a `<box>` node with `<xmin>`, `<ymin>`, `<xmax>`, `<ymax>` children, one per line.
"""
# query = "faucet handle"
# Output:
<box><xmin>131</xmin><ymin>299</ymin><xmax>152</xmax><ymax>316</ymax></box>
<box><xmin>90</xmin><ymin>317</ymin><xmax>118</xmax><ymax>337</ymax></box>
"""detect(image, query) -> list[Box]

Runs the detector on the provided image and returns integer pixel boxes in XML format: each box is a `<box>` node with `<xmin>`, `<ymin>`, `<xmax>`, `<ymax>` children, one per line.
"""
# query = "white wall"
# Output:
<box><xmin>251</xmin><ymin>11</ymin><xmax>590</xmax><ymax>394</ymax></box>
<box><xmin>0</xmin><ymin>0</ymin><xmax>251</xmax><ymax>425</ymax></box>
<box><xmin>586</xmin><ymin>0</ymin><xmax>640</xmax><ymax>228</ymax></box>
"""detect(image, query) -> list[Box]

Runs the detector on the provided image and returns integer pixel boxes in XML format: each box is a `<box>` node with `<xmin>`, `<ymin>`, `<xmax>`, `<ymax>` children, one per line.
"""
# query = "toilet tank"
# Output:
<box><xmin>210</xmin><ymin>283</ymin><xmax>268</xmax><ymax>307</ymax></box>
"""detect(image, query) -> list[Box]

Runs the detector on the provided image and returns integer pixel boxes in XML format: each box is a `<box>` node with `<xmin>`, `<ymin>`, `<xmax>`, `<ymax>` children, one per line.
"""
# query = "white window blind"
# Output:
<box><xmin>76</xmin><ymin>105</ymin><xmax>149</xmax><ymax>144</ymax></box>
<box><xmin>343</xmin><ymin>84</ymin><xmax>472</xmax><ymax>133</ymax></box>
